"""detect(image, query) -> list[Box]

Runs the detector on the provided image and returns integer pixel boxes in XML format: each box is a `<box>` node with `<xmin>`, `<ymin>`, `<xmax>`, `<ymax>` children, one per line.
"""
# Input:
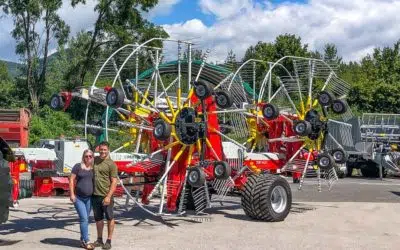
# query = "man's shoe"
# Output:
<box><xmin>102</xmin><ymin>242</ymin><xmax>112</xmax><ymax>249</ymax></box>
<box><xmin>93</xmin><ymin>239</ymin><xmax>104</xmax><ymax>248</ymax></box>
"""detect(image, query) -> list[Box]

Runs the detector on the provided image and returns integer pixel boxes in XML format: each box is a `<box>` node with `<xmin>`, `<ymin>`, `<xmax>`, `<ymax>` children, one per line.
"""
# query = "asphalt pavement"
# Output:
<box><xmin>1</xmin><ymin>177</ymin><xmax>400</xmax><ymax>250</ymax></box>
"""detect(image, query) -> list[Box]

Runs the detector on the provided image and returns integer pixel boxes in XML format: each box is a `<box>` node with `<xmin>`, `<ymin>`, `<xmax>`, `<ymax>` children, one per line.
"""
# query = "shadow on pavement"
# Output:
<box><xmin>0</xmin><ymin>205</ymin><xmax>81</xmax><ymax>236</ymax></box>
<box><xmin>0</xmin><ymin>239</ymin><xmax>22</xmax><ymax>246</ymax></box>
<box><xmin>290</xmin><ymin>203</ymin><xmax>316</xmax><ymax>214</ymax></box>
<box><xmin>390</xmin><ymin>191</ymin><xmax>400</xmax><ymax>197</ymax></box>
<box><xmin>41</xmin><ymin>237</ymin><xmax>81</xmax><ymax>248</ymax></box>
<box><xmin>208</xmin><ymin>202</ymin><xmax>315</xmax><ymax>221</ymax></box>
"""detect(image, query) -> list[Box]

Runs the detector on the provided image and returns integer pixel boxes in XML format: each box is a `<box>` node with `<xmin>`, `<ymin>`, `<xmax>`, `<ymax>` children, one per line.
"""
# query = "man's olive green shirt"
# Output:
<box><xmin>93</xmin><ymin>156</ymin><xmax>118</xmax><ymax>197</ymax></box>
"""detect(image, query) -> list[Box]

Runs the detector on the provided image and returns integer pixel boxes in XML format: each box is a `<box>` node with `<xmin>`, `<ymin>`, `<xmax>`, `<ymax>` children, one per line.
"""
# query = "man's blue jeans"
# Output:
<box><xmin>73</xmin><ymin>196</ymin><xmax>91</xmax><ymax>243</ymax></box>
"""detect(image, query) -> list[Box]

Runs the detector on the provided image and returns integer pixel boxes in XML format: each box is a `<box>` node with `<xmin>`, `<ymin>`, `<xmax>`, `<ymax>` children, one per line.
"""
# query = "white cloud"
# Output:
<box><xmin>0</xmin><ymin>0</ymin><xmax>182</xmax><ymax>62</ymax></box>
<box><xmin>199</xmin><ymin>0</ymin><xmax>253</xmax><ymax>19</ymax></box>
<box><xmin>145</xmin><ymin>0</ymin><xmax>181</xmax><ymax>19</ymax></box>
<box><xmin>163</xmin><ymin>0</ymin><xmax>400</xmax><ymax>63</ymax></box>
<box><xmin>58</xmin><ymin>0</ymin><xmax>98</xmax><ymax>35</ymax></box>
<box><xmin>0</xmin><ymin>0</ymin><xmax>98</xmax><ymax>62</ymax></box>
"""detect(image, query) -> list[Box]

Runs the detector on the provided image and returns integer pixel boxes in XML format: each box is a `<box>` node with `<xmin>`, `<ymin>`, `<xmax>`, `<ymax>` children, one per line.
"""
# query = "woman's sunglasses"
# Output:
<box><xmin>84</xmin><ymin>155</ymin><xmax>93</xmax><ymax>158</ymax></box>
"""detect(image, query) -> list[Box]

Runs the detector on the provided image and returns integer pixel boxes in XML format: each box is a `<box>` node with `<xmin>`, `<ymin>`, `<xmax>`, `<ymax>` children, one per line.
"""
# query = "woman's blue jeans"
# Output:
<box><xmin>73</xmin><ymin>196</ymin><xmax>92</xmax><ymax>243</ymax></box>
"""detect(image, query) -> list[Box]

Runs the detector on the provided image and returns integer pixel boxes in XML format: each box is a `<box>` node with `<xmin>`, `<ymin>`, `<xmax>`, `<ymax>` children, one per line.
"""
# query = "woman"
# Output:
<box><xmin>69</xmin><ymin>149</ymin><xmax>95</xmax><ymax>249</ymax></box>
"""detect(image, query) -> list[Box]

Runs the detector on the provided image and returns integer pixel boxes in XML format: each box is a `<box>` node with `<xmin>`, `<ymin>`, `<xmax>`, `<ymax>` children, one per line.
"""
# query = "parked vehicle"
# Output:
<box><xmin>345</xmin><ymin>113</ymin><xmax>400</xmax><ymax>178</ymax></box>
<box><xmin>0</xmin><ymin>137</ymin><xmax>14</xmax><ymax>224</ymax></box>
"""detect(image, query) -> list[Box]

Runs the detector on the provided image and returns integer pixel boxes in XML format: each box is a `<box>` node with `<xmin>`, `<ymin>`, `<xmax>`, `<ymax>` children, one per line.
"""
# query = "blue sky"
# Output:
<box><xmin>1</xmin><ymin>0</ymin><xmax>400</xmax><ymax>63</ymax></box>
<box><xmin>150</xmin><ymin>0</ymin><xmax>308</xmax><ymax>26</ymax></box>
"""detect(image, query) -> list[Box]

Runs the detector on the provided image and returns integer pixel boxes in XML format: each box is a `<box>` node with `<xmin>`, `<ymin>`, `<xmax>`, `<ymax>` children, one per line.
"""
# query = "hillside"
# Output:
<box><xmin>0</xmin><ymin>60</ymin><xmax>23</xmax><ymax>78</ymax></box>
<box><xmin>0</xmin><ymin>52</ymin><xmax>60</xmax><ymax>78</ymax></box>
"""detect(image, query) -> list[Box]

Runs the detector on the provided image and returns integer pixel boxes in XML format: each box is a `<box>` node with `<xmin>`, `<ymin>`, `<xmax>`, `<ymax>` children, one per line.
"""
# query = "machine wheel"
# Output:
<box><xmin>50</xmin><ymin>94</ymin><xmax>65</xmax><ymax>110</ymax></box>
<box><xmin>331</xmin><ymin>148</ymin><xmax>348</xmax><ymax>164</ymax></box>
<box><xmin>213</xmin><ymin>161</ymin><xmax>231</xmax><ymax>180</ymax></box>
<box><xmin>317</xmin><ymin>153</ymin><xmax>334</xmax><ymax>170</ymax></box>
<box><xmin>194</xmin><ymin>81</ymin><xmax>213</xmax><ymax>100</ymax></box>
<box><xmin>262</xmin><ymin>103</ymin><xmax>280</xmax><ymax>120</ymax></box>
<box><xmin>153</xmin><ymin>119</ymin><xmax>172</xmax><ymax>141</ymax></box>
<box><xmin>106</xmin><ymin>88</ymin><xmax>125</xmax><ymax>108</ymax></box>
<box><xmin>187</xmin><ymin>167</ymin><xmax>206</xmax><ymax>188</ymax></box>
<box><xmin>241</xmin><ymin>174</ymin><xmax>292</xmax><ymax>222</ymax></box>
<box><xmin>346</xmin><ymin>166</ymin><xmax>353</xmax><ymax>177</ymax></box>
<box><xmin>215</xmin><ymin>91</ymin><xmax>233</xmax><ymax>109</ymax></box>
<box><xmin>240</xmin><ymin>174</ymin><xmax>259</xmax><ymax>219</ymax></box>
<box><xmin>331</xmin><ymin>99</ymin><xmax>347</xmax><ymax>114</ymax></box>
<box><xmin>293</xmin><ymin>120</ymin><xmax>312</xmax><ymax>136</ymax></box>
<box><xmin>318</xmin><ymin>91</ymin><xmax>334</xmax><ymax>106</ymax></box>
<box><xmin>360</xmin><ymin>163</ymin><xmax>387</xmax><ymax>178</ymax></box>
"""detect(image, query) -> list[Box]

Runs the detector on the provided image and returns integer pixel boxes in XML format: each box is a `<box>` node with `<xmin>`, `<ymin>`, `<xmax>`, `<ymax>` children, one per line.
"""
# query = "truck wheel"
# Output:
<box><xmin>241</xmin><ymin>174</ymin><xmax>292</xmax><ymax>222</ymax></box>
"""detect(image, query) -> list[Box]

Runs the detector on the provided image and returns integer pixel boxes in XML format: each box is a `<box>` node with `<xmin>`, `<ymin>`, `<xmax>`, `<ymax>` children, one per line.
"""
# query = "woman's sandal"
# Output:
<box><xmin>86</xmin><ymin>243</ymin><xmax>96</xmax><ymax>250</ymax></box>
<box><xmin>80</xmin><ymin>240</ymin><xmax>95</xmax><ymax>250</ymax></box>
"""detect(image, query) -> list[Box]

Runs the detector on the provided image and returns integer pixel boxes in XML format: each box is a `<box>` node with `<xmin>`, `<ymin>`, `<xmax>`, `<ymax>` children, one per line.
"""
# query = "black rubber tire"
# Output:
<box><xmin>317</xmin><ymin>153</ymin><xmax>334</xmax><ymax>171</ymax></box>
<box><xmin>153</xmin><ymin>119</ymin><xmax>172</xmax><ymax>141</ymax></box>
<box><xmin>106</xmin><ymin>87</ymin><xmax>125</xmax><ymax>108</ymax></box>
<box><xmin>293</xmin><ymin>120</ymin><xmax>312</xmax><ymax>136</ymax></box>
<box><xmin>49</xmin><ymin>94</ymin><xmax>65</xmax><ymax>111</ymax></box>
<box><xmin>187</xmin><ymin>167</ymin><xmax>206</xmax><ymax>188</ymax></box>
<box><xmin>240</xmin><ymin>174</ymin><xmax>259</xmax><ymax>219</ymax></box>
<box><xmin>215</xmin><ymin>91</ymin><xmax>233</xmax><ymax>109</ymax></box>
<box><xmin>262</xmin><ymin>103</ymin><xmax>280</xmax><ymax>120</ymax></box>
<box><xmin>331</xmin><ymin>148</ymin><xmax>348</xmax><ymax>164</ymax></box>
<box><xmin>331</xmin><ymin>99</ymin><xmax>347</xmax><ymax>114</ymax></box>
<box><xmin>241</xmin><ymin>174</ymin><xmax>292</xmax><ymax>222</ymax></box>
<box><xmin>193</xmin><ymin>81</ymin><xmax>213</xmax><ymax>100</ymax></box>
<box><xmin>213</xmin><ymin>161</ymin><xmax>231</xmax><ymax>180</ymax></box>
<box><xmin>360</xmin><ymin>163</ymin><xmax>386</xmax><ymax>178</ymax></box>
<box><xmin>318</xmin><ymin>91</ymin><xmax>334</xmax><ymax>106</ymax></box>
<box><xmin>360</xmin><ymin>166</ymin><xmax>374</xmax><ymax>178</ymax></box>
<box><xmin>0</xmin><ymin>146</ymin><xmax>12</xmax><ymax>224</ymax></box>
<box><xmin>346</xmin><ymin>166</ymin><xmax>353</xmax><ymax>177</ymax></box>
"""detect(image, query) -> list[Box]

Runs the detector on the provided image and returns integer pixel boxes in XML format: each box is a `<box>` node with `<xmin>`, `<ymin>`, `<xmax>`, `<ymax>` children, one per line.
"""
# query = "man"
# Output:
<box><xmin>90</xmin><ymin>141</ymin><xmax>118</xmax><ymax>250</ymax></box>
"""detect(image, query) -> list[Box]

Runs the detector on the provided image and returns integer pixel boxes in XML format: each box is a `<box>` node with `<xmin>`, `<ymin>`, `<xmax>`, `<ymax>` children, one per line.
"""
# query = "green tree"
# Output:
<box><xmin>0</xmin><ymin>0</ymin><xmax>70</xmax><ymax>112</ymax></box>
<box><xmin>225</xmin><ymin>49</ymin><xmax>238</xmax><ymax>71</ymax></box>
<box><xmin>0</xmin><ymin>62</ymin><xmax>15</xmax><ymax>108</ymax></box>
<box><xmin>344</xmin><ymin>40</ymin><xmax>400</xmax><ymax>113</ymax></box>
<box><xmin>323</xmin><ymin>43</ymin><xmax>342</xmax><ymax>63</ymax></box>
<box><xmin>69</xmin><ymin>0</ymin><xmax>168</xmax><ymax>86</ymax></box>
<box><xmin>29</xmin><ymin>105</ymin><xmax>80</xmax><ymax>145</ymax></box>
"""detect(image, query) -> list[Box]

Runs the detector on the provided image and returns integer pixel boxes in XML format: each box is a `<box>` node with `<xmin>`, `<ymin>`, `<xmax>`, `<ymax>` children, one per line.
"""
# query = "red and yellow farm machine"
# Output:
<box><xmin>50</xmin><ymin>38</ymin><xmax>353</xmax><ymax>221</ymax></box>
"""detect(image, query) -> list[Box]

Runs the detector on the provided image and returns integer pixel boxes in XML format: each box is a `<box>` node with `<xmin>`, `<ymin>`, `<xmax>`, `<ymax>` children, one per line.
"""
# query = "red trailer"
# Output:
<box><xmin>0</xmin><ymin>108</ymin><xmax>31</xmax><ymax>148</ymax></box>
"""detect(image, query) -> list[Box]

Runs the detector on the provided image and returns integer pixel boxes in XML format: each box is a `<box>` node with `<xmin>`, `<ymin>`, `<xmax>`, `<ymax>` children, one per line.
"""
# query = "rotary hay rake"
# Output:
<box><xmin>253</xmin><ymin>56</ymin><xmax>354</xmax><ymax>191</ymax></box>
<box><xmin>50</xmin><ymin>38</ymin><xmax>353</xmax><ymax>222</ymax></box>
